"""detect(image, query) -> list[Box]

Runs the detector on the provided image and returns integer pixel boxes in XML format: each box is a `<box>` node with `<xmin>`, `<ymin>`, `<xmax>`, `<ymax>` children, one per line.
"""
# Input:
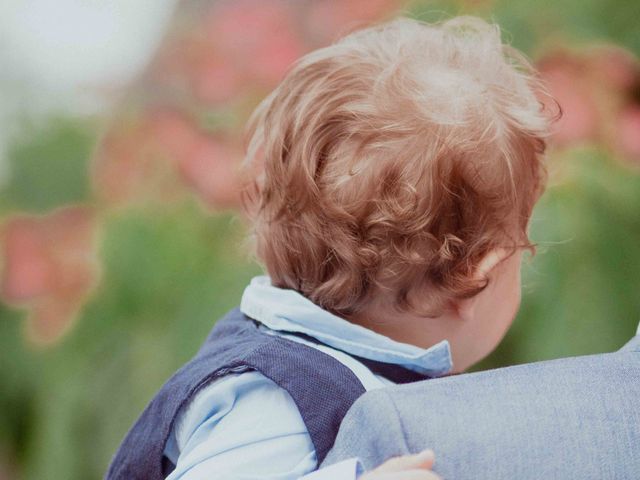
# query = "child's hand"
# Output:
<box><xmin>359</xmin><ymin>449</ymin><xmax>441</xmax><ymax>480</ymax></box>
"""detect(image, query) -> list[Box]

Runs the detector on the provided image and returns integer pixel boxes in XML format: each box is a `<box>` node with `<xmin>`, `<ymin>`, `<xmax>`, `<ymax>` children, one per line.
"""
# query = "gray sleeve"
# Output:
<box><xmin>322</xmin><ymin>389</ymin><xmax>411</xmax><ymax>471</ymax></box>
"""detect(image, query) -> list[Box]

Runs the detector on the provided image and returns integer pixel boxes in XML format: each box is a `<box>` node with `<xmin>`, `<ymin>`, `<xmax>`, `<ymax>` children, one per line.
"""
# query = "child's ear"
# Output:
<box><xmin>454</xmin><ymin>248</ymin><xmax>511</xmax><ymax>322</ymax></box>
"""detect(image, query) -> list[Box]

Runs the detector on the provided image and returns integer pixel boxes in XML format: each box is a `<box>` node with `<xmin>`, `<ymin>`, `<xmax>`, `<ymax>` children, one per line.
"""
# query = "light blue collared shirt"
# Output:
<box><xmin>163</xmin><ymin>275</ymin><xmax>453</xmax><ymax>480</ymax></box>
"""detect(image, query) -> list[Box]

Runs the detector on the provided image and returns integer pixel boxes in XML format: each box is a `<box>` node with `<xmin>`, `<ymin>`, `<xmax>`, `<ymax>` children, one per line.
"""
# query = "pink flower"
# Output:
<box><xmin>149</xmin><ymin>110</ymin><xmax>243</xmax><ymax>209</ymax></box>
<box><xmin>538</xmin><ymin>52</ymin><xmax>599</xmax><ymax>146</ymax></box>
<box><xmin>203</xmin><ymin>0</ymin><xmax>306</xmax><ymax>87</ymax></box>
<box><xmin>93</xmin><ymin>110</ymin><xmax>245</xmax><ymax>210</ymax></box>
<box><xmin>159</xmin><ymin>36</ymin><xmax>248</xmax><ymax>106</ymax></box>
<box><xmin>589</xmin><ymin>45</ymin><xmax>639</xmax><ymax>93</ymax></box>
<box><xmin>616</xmin><ymin>106</ymin><xmax>640</xmax><ymax>165</ymax></box>
<box><xmin>585</xmin><ymin>45</ymin><xmax>640</xmax><ymax>165</ymax></box>
<box><xmin>538</xmin><ymin>45</ymin><xmax>640</xmax><ymax>167</ymax></box>
<box><xmin>92</xmin><ymin>115</ymin><xmax>187</xmax><ymax>206</ymax></box>
<box><xmin>148</xmin><ymin>110</ymin><xmax>201</xmax><ymax>159</ymax></box>
<box><xmin>192</xmin><ymin>50</ymin><xmax>245</xmax><ymax>105</ymax></box>
<box><xmin>306</xmin><ymin>0</ymin><xmax>402</xmax><ymax>45</ymax></box>
<box><xmin>175</xmin><ymin>133</ymin><xmax>243</xmax><ymax>209</ymax></box>
<box><xmin>0</xmin><ymin>206</ymin><xmax>100</xmax><ymax>345</ymax></box>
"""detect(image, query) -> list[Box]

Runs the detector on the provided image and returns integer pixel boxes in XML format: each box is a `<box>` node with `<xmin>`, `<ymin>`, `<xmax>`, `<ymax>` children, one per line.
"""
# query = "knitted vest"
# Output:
<box><xmin>105</xmin><ymin>307</ymin><xmax>428</xmax><ymax>479</ymax></box>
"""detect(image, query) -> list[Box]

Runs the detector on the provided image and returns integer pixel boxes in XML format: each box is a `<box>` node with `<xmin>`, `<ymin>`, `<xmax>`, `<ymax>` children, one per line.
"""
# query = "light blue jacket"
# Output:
<box><xmin>324</xmin><ymin>327</ymin><xmax>640</xmax><ymax>479</ymax></box>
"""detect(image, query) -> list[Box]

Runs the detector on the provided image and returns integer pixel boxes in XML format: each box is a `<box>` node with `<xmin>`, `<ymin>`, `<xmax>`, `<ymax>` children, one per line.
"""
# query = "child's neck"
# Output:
<box><xmin>347</xmin><ymin>305</ymin><xmax>473</xmax><ymax>373</ymax></box>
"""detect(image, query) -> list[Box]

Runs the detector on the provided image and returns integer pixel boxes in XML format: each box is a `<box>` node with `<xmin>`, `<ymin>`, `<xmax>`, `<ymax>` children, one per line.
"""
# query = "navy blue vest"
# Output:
<box><xmin>105</xmin><ymin>308</ymin><xmax>428</xmax><ymax>479</ymax></box>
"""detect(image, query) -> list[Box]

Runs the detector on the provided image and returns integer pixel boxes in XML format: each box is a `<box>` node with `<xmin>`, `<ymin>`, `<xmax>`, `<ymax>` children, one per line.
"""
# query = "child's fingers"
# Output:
<box><xmin>374</xmin><ymin>449</ymin><xmax>436</xmax><ymax>472</ymax></box>
<box><xmin>392</xmin><ymin>471</ymin><xmax>441</xmax><ymax>480</ymax></box>
<box><xmin>367</xmin><ymin>469</ymin><xmax>442</xmax><ymax>480</ymax></box>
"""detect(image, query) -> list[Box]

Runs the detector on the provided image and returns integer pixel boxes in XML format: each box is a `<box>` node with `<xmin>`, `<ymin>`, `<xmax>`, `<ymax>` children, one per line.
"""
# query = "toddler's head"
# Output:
<box><xmin>243</xmin><ymin>16</ymin><xmax>555</xmax><ymax>370</ymax></box>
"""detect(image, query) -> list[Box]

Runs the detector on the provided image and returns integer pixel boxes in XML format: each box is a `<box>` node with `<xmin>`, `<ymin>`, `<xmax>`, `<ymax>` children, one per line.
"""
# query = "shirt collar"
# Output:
<box><xmin>240</xmin><ymin>275</ymin><xmax>453</xmax><ymax>377</ymax></box>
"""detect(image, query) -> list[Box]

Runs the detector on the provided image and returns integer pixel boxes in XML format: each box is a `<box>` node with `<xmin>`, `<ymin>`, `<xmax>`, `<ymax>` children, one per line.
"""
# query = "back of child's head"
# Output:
<box><xmin>243</xmin><ymin>16</ymin><xmax>555</xmax><ymax>318</ymax></box>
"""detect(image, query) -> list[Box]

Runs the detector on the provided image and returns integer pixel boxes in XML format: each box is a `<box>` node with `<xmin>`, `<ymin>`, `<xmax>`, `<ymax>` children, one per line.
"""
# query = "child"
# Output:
<box><xmin>106</xmin><ymin>15</ymin><xmax>554</xmax><ymax>480</ymax></box>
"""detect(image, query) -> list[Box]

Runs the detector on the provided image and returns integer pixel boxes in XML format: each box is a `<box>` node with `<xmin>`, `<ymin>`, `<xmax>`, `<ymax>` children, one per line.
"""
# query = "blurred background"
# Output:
<box><xmin>0</xmin><ymin>0</ymin><xmax>639</xmax><ymax>478</ymax></box>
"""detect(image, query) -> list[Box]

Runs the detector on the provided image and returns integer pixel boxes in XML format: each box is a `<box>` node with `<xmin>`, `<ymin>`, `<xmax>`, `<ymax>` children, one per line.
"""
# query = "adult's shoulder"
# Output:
<box><xmin>344</xmin><ymin>350</ymin><xmax>626</xmax><ymax>415</ymax></box>
<box><xmin>388</xmin><ymin>347</ymin><xmax>635</xmax><ymax>406</ymax></box>
<box><xmin>326</xmin><ymin>349</ymin><xmax>640</xmax><ymax>478</ymax></box>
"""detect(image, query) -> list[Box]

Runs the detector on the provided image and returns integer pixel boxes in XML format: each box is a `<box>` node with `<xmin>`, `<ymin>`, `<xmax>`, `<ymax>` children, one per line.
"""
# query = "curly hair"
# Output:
<box><xmin>242</xmin><ymin>16</ymin><xmax>556</xmax><ymax>317</ymax></box>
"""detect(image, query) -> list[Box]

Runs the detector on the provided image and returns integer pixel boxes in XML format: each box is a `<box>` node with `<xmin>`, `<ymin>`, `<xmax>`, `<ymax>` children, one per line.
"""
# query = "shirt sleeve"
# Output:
<box><xmin>163</xmin><ymin>370</ymin><xmax>361</xmax><ymax>480</ymax></box>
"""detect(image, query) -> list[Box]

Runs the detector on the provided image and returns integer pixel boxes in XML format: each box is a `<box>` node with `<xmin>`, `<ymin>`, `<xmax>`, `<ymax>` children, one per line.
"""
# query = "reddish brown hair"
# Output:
<box><xmin>242</xmin><ymin>16</ymin><xmax>556</xmax><ymax>317</ymax></box>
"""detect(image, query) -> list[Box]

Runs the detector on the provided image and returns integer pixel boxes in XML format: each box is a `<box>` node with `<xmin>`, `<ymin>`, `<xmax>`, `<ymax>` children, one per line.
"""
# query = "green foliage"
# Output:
<box><xmin>1</xmin><ymin>119</ymin><xmax>96</xmax><ymax>213</ymax></box>
<box><xmin>0</xmin><ymin>201</ymin><xmax>260</xmax><ymax>480</ymax></box>
<box><xmin>410</xmin><ymin>0</ymin><xmax>640</xmax><ymax>55</ymax></box>
<box><xmin>478</xmin><ymin>148</ymin><xmax>640</xmax><ymax>369</ymax></box>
